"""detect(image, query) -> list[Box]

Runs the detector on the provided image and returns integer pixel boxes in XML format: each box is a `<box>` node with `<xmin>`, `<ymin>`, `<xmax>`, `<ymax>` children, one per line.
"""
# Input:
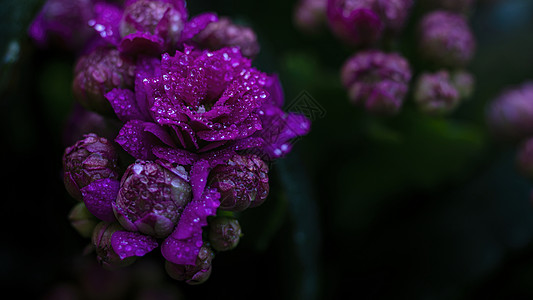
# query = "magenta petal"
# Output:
<box><xmin>152</xmin><ymin>146</ymin><xmax>199</xmax><ymax>165</ymax></box>
<box><xmin>265</xmin><ymin>74</ymin><xmax>285</xmax><ymax>108</ymax></box>
<box><xmin>80</xmin><ymin>178</ymin><xmax>119</xmax><ymax>222</ymax></box>
<box><xmin>89</xmin><ymin>2</ymin><xmax>123</xmax><ymax>45</ymax></box>
<box><xmin>106</xmin><ymin>88</ymin><xmax>150</xmax><ymax>122</ymax></box>
<box><xmin>180</xmin><ymin>12</ymin><xmax>218</xmax><ymax>42</ymax></box>
<box><xmin>190</xmin><ymin>160</ymin><xmax>211</xmax><ymax>201</ymax></box>
<box><xmin>161</xmin><ymin>188</ymin><xmax>220</xmax><ymax>265</ymax></box>
<box><xmin>118</xmin><ymin>32</ymin><xmax>165</xmax><ymax>55</ymax></box>
<box><xmin>143</xmin><ymin>122</ymin><xmax>176</xmax><ymax>148</ymax></box>
<box><xmin>116</xmin><ymin>120</ymin><xmax>158</xmax><ymax>160</ymax></box>
<box><xmin>111</xmin><ymin>230</ymin><xmax>158</xmax><ymax>260</ymax></box>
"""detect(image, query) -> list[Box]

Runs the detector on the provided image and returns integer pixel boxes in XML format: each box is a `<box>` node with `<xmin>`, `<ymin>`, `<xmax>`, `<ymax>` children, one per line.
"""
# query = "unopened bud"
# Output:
<box><xmin>165</xmin><ymin>245</ymin><xmax>214</xmax><ymax>285</ymax></box>
<box><xmin>208</xmin><ymin>217</ymin><xmax>242</xmax><ymax>251</ymax></box>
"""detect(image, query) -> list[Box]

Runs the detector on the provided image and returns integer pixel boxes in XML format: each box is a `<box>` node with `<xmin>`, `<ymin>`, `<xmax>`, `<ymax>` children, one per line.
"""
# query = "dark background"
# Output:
<box><xmin>2</xmin><ymin>0</ymin><xmax>533</xmax><ymax>299</ymax></box>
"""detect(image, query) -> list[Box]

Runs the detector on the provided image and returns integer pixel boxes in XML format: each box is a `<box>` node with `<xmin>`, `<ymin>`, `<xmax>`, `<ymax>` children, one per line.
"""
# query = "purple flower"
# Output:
<box><xmin>294</xmin><ymin>0</ymin><xmax>327</xmax><ymax>33</ymax></box>
<box><xmin>418</xmin><ymin>11</ymin><xmax>476</xmax><ymax>67</ymax></box>
<box><xmin>207</xmin><ymin>217</ymin><xmax>242</xmax><ymax>251</ymax></box>
<box><xmin>486</xmin><ymin>82</ymin><xmax>533</xmax><ymax>141</ymax></box>
<box><xmin>165</xmin><ymin>244</ymin><xmax>215</xmax><ymax>285</ymax></box>
<box><xmin>193</xmin><ymin>17</ymin><xmax>260</xmax><ymax>58</ymax></box>
<box><xmin>73</xmin><ymin>46</ymin><xmax>136</xmax><ymax>115</ymax></box>
<box><xmin>92</xmin><ymin>222</ymin><xmax>158</xmax><ymax>270</ymax></box>
<box><xmin>414</xmin><ymin>71</ymin><xmax>460</xmax><ymax>115</ymax></box>
<box><xmin>341</xmin><ymin>50</ymin><xmax>412</xmax><ymax>115</ymax></box>
<box><xmin>28</xmin><ymin>0</ymin><xmax>96</xmax><ymax>50</ymax></box>
<box><xmin>208</xmin><ymin>154</ymin><xmax>269</xmax><ymax>212</ymax></box>
<box><xmin>113</xmin><ymin>160</ymin><xmax>192</xmax><ymax>238</ymax></box>
<box><xmin>88</xmin><ymin>0</ymin><xmax>218</xmax><ymax>55</ymax></box>
<box><xmin>517</xmin><ymin>137</ymin><xmax>533</xmax><ymax>180</ymax></box>
<box><xmin>109</xmin><ymin>46</ymin><xmax>311</xmax><ymax>163</ymax></box>
<box><xmin>326</xmin><ymin>0</ymin><xmax>413</xmax><ymax>46</ymax></box>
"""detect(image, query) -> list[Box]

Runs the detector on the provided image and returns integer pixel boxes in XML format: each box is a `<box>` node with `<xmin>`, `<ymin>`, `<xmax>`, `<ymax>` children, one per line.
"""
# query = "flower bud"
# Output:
<box><xmin>113</xmin><ymin>161</ymin><xmax>192</xmax><ymax>238</ymax></box>
<box><xmin>63</xmin><ymin>133</ymin><xmax>120</xmax><ymax>201</ymax></box>
<box><xmin>68</xmin><ymin>202</ymin><xmax>98</xmax><ymax>238</ymax></box>
<box><xmin>341</xmin><ymin>50</ymin><xmax>412</xmax><ymax>115</ymax></box>
<box><xmin>486</xmin><ymin>82</ymin><xmax>533</xmax><ymax>141</ymax></box>
<box><xmin>418</xmin><ymin>11</ymin><xmax>475</xmax><ymax>67</ymax></box>
<box><xmin>208</xmin><ymin>154</ymin><xmax>269</xmax><ymax>212</ymax></box>
<box><xmin>294</xmin><ymin>0</ymin><xmax>327</xmax><ymax>33</ymax></box>
<box><xmin>92</xmin><ymin>222</ymin><xmax>136</xmax><ymax>270</ymax></box>
<box><xmin>414</xmin><ymin>71</ymin><xmax>460</xmax><ymax>115</ymax></box>
<box><xmin>120</xmin><ymin>0</ymin><xmax>187</xmax><ymax>47</ymax></box>
<box><xmin>326</xmin><ymin>0</ymin><xmax>413</xmax><ymax>46</ymax></box>
<box><xmin>194</xmin><ymin>17</ymin><xmax>260</xmax><ymax>58</ymax></box>
<box><xmin>72</xmin><ymin>46</ymin><xmax>136</xmax><ymax>115</ymax></box>
<box><xmin>517</xmin><ymin>137</ymin><xmax>533</xmax><ymax>180</ymax></box>
<box><xmin>28</xmin><ymin>0</ymin><xmax>95</xmax><ymax>50</ymax></box>
<box><xmin>208</xmin><ymin>217</ymin><xmax>242</xmax><ymax>252</ymax></box>
<box><xmin>165</xmin><ymin>245</ymin><xmax>214</xmax><ymax>285</ymax></box>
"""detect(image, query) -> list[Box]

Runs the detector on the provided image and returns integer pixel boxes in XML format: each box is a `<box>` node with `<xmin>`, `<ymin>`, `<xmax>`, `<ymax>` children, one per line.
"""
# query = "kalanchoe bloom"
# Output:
<box><xmin>92</xmin><ymin>222</ymin><xmax>158</xmax><ymax>270</ymax></box>
<box><xmin>341</xmin><ymin>50</ymin><xmax>412</xmax><ymax>115</ymax></box>
<box><xmin>450</xmin><ymin>70</ymin><xmax>475</xmax><ymax>99</ymax></box>
<box><xmin>165</xmin><ymin>245</ymin><xmax>215</xmax><ymax>285</ymax></box>
<box><xmin>208</xmin><ymin>154</ymin><xmax>269</xmax><ymax>212</ymax></box>
<box><xmin>63</xmin><ymin>133</ymin><xmax>120</xmax><ymax>202</ymax></box>
<box><xmin>486</xmin><ymin>82</ymin><xmax>533</xmax><ymax>140</ymax></box>
<box><xmin>73</xmin><ymin>46</ymin><xmax>136</xmax><ymax>115</ymax></box>
<box><xmin>326</xmin><ymin>0</ymin><xmax>413</xmax><ymax>46</ymax></box>
<box><xmin>110</xmin><ymin>46</ymin><xmax>310</xmax><ymax>162</ymax></box>
<box><xmin>418</xmin><ymin>11</ymin><xmax>475</xmax><ymax>67</ymax></box>
<box><xmin>69</xmin><ymin>202</ymin><xmax>98</xmax><ymax>238</ymax></box>
<box><xmin>517</xmin><ymin>137</ymin><xmax>533</xmax><ymax>180</ymax></box>
<box><xmin>28</xmin><ymin>0</ymin><xmax>95</xmax><ymax>49</ymax></box>
<box><xmin>113</xmin><ymin>160</ymin><xmax>192</xmax><ymax>238</ymax></box>
<box><xmin>207</xmin><ymin>217</ymin><xmax>242</xmax><ymax>251</ymax></box>
<box><xmin>414</xmin><ymin>71</ymin><xmax>460</xmax><ymax>115</ymax></box>
<box><xmin>294</xmin><ymin>0</ymin><xmax>327</xmax><ymax>33</ymax></box>
<box><xmin>193</xmin><ymin>17</ymin><xmax>260</xmax><ymax>58</ymax></box>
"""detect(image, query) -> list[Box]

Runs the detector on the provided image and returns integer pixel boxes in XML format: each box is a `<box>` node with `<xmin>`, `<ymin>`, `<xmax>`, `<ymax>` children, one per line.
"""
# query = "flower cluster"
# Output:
<box><xmin>294</xmin><ymin>0</ymin><xmax>476</xmax><ymax>116</ymax></box>
<box><xmin>31</xmin><ymin>0</ymin><xmax>310</xmax><ymax>284</ymax></box>
<box><xmin>486</xmin><ymin>82</ymin><xmax>533</xmax><ymax>204</ymax></box>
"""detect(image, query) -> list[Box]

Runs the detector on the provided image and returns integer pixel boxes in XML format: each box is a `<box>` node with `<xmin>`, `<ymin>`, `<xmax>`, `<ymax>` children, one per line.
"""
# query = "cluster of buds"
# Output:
<box><xmin>486</xmin><ymin>82</ymin><xmax>533</xmax><ymax>205</ymax></box>
<box><xmin>294</xmin><ymin>0</ymin><xmax>476</xmax><ymax>116</ymax></box>
<box><xmin>31</xmin><ymin>0</ymin><xmax>311</xmax><ymax>284</ymax></box>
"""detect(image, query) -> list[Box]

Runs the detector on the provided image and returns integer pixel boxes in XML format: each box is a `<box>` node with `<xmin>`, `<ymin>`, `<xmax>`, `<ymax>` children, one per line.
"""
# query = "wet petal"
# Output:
<box><xmin>80</xmin><ymin>178</ymin><xmax>119</xmax><ymax>222</ymax></box>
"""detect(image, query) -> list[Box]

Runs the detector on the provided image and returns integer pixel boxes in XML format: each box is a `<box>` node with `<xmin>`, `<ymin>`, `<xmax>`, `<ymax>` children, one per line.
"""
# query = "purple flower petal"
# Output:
<box><xmin>153</xmin><ymin>146</ymin><xmax>199</xmax><ymax>165</ymax></box>
<box><xmin>143</xmin><ymin>122</ymin><xmax>176</xmax><ymax>147</ymax></box>
<box><xmin>265</xmin><ymin>74</ymin><xmax>285</xmax><ymax>108</ymax></box>
<box><xmin>116</xmin><ymin>120</ymin><xmax>159</xmax><ymax>160</ymax></box>
<box><xmin>80</xmin><ymin>178</ymin><xmax>119</xmax><ymax>222</ymax></box>
<box><xmin>190</xmin><ymin>160</ymin><xmax>211</xmax><ymax>201</ymax></box>
<box><xmin>111</xmin><ymin>230</ymin><xmax>158</xmax><ymax>260</ymax></box>
<box><xmin>118</xmin><ymin>32</ymin><xmax>165</xmax><ymax>55</ymax></box>
<box><xmin>161</xmin><ymin>187</ymin><xmax>220</xmax><ymax>265</ymax></box>
<box><xmin>180</xmin><ymin>13</ymin><xmax>218</xmax><ymax>42</ymax></box>
<box><xmin>106</xmin><ymin>88</ymin><xmax>150</xmax><ymax>122</ymax></box>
